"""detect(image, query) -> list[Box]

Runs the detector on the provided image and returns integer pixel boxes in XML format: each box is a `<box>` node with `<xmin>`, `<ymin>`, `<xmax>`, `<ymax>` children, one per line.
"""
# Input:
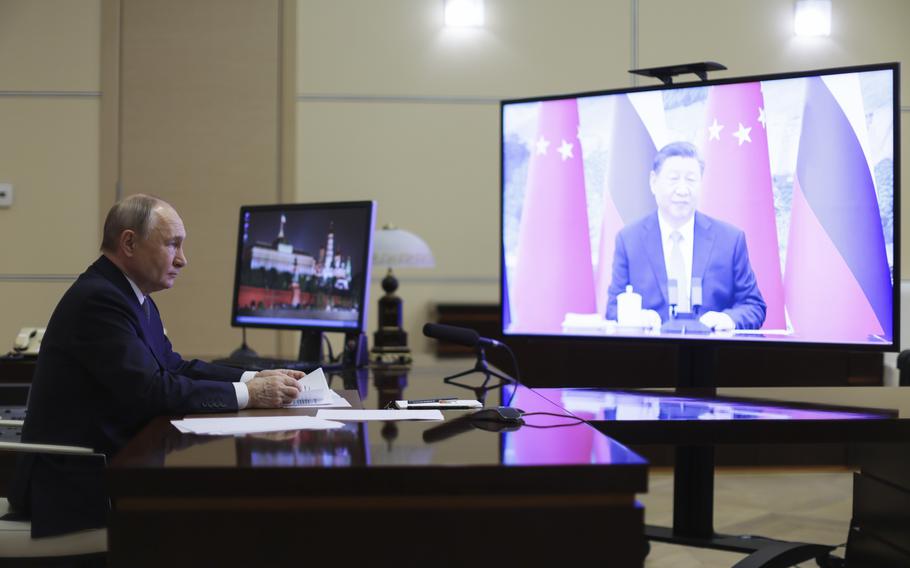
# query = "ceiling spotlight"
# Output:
<box><xmin>445</xmin><ymin>0</ymin><xmax>484</xmax><ymax>27</ymax></box>
<box><xmin>794</xmin><ymin>0</ymin><xmax>831</xmax><ymax>37</ymax></box>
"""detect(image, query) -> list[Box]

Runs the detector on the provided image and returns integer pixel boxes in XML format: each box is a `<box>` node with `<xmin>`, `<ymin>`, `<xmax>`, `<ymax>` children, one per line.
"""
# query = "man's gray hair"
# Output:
<box><xmin>100</xmin><ymin>194</ymin><xmax>166</xmax><ymax>252</ymax></box>
<box><xmin>651</xmin><ymin>141</ymin><xmax>705</xmax><ymax>175</ymax></box>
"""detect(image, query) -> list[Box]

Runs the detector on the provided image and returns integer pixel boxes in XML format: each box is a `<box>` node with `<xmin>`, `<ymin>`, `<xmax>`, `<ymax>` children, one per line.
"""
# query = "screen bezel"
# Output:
<box><xmin>229</xmin><ymin>200</ymin><xmax>376</xmax><ymax>334</ymax></box>
<box><xmin>500</xmin><ymin>62</ymin><xmax>900</xmax><ymax>352</ymax></box>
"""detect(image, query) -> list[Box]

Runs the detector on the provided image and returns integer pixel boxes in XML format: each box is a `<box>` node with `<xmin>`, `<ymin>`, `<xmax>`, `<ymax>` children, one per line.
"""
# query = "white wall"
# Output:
<box><xmin>0</xmin><ymin>0</ymin><xmax>101</xmax><ymax>347</ymax></box>
<box><xmin>1</xmin><ymin>0</ymin><xmax>908</xmax><ymax>371</ymax></box>
<box><xmin>295</xmin><ymin>0</ymin><xmax>910</xmax><ymax>356</ymax></box>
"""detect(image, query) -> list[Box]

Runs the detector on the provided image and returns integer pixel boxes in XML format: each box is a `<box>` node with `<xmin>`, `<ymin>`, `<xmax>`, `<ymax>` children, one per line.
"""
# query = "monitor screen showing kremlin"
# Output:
<box><xmin>230</xmin><ymin>201</ymin><xmax>376</xmax><ymax>332</ymax></box>
<box><xmin>501</xmin><ymin>63</ymin><xmax>898</xmax><ymax>348</ymax></box>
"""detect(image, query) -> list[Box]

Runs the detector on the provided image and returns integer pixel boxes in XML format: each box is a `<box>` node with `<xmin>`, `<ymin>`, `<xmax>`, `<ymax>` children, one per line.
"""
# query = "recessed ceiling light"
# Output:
<box><xmin>794</xmin><ymin>0</ymin><xmax>831</xmax><ymax>37</ymax></box>
<box><xmin>445</xmin><ymin>0</ymin><xmax>484</xmax><ymax>27</ymax></box>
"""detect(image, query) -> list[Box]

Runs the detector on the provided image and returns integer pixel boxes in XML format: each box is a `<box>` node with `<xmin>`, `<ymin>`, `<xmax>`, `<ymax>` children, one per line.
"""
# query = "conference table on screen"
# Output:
<box><xmin>106</xmin><ymin>361</ymin><xmax>908</xmax><ymax>567</ymax></box>
<box><xmin>560</xmin><ymin>323</ymin><xmax>892</xmax><ymax>344</ymax></box>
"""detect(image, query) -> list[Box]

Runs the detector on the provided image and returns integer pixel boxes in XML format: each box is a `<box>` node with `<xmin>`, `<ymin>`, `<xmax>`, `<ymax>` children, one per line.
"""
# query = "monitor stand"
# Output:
<box><xmin>229</xmin><ymin>328</ymin><xmax>258</xmax><ymax>359</ymax></box>
<box><xmin>298</xmin><ymin>330</ymin><xmax>369</xmax><ymax>369</ymax></box>
<box><xmin>299</xmin><ymin>330</ymin><xmax>324</xmax><ymax>363</ymax></box>
<box><xmin>645</xmin><ymin>343</ymin><xmax>837</xmax><ymax>566</ymax></box>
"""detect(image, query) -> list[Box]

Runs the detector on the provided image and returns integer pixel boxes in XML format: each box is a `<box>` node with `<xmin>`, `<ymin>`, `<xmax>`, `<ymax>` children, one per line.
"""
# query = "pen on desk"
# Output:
<box><xmin>407</xmin><ymin>397</ymin><xmax>457</xmax><ymax>404</ymax></box>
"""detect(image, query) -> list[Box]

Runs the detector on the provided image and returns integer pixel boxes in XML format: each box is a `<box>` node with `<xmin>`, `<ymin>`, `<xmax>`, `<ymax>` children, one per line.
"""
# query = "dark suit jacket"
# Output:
<box><xmin>606</xmin><ymin>212</ymin><xmax>766</xmax><ymax>329</ymax></box>
<box><xmin>8</xmin><ymin>255</ymin><xmax>244</xmax><ymax>537</ymax></box>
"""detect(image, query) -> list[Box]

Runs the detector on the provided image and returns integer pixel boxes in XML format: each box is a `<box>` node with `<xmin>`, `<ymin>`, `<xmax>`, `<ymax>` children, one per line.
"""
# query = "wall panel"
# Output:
<box><xmin>0</xmin><ymin>99</ymin><xmax>100</xmax><ymax>273</ymax></box>
<box><xmin>0</xmin><ymin>0</ymin><xmax>101</xmax><ymax>92</ymax></box>
<box><xmin>117</xmin><ymin>0</ymin><xmax>284</xmax><ymax>356</ymax></box>
<box><xmin>297</xmin><ymin>0</ymin><xmax>634</xmax><ymax>98</ymax></box>
<box><xmin>296</xmin><ymin>100</ymin><xmax>499</xmax><ymax>351</ymax></box>
<box><xmin>0</xmin><ymin>1</ymin><xmax>101</xmax><ymax>345</ymax></box>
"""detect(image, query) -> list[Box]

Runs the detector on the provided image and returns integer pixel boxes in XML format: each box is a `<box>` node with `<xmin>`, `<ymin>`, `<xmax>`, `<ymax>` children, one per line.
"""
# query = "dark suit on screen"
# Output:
<box><xmin>606</xmin><ymin>211</ymin><xmax>766</xmax><ymax>329</ymax></box>
<box><xmin>8</xmin><ymin>255</ymin><xmax>244</xmax><ymax>537</ymax></box>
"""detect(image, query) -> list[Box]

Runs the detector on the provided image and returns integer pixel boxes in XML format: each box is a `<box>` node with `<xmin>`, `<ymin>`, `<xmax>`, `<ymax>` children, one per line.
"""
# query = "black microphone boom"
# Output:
<box><xmin>422</xmin><ymin>323</ymin><xmax>501</xmax><ymax>348</ymax></box>
<box><xmin>421</xmin><ymin>322</ymin><xmax>515</xmax><ymax>402</ymax></box>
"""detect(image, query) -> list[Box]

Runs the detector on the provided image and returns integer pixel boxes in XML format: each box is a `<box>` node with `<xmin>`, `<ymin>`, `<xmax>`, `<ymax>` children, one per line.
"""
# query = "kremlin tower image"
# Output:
<box><xmin>236</xmin><ymin>212</ymin><xmax>360</xmax><ymax>325</ymax></box>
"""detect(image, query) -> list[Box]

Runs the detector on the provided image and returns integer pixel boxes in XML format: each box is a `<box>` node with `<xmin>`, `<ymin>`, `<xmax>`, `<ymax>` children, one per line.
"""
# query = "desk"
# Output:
<box><xmin>107</xmin><ymin>366</ymin><xmax>648</xmax><ymax>567</ymax></box>
<box><xmin>532</xmin><ymin>387</ymin><xmax>910</xmax><ymax>567</ymax></box>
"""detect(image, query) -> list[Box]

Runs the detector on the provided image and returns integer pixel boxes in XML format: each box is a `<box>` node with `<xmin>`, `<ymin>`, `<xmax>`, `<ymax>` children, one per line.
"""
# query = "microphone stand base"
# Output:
<box><xmin>442</xmin><ymin>347</ymin><xmax>516</xmax><ymax>404</ymax></box>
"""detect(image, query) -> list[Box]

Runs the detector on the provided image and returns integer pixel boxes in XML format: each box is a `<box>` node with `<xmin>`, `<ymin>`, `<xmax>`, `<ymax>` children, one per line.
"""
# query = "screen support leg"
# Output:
<box><xmin>643</xmin><ymin>344</ymin><xmax>838</xmax><ymax>566</ymax></box>
<box><xmin>673</xmin><ymin>344</ymin><xmax>717</xmax><ymax>538</ymax></box>
<box><xmin>229</xmin><ymin>327</ymin><xmax>258</xmax><ymax>359</ymax></box>
<box><xmin>342</xmin><ymin>332</ymin><xmax>369</xmax><ymax>368</ymax></box>
<box><xmin>673</xmin><ymin>444</ymin><xmax>715</xmax><ymax>538</ymax></box>
<box><xmin>299</xmin><ymin>330</ymin><xmax>324</xmax><ymax>363</ymax></box>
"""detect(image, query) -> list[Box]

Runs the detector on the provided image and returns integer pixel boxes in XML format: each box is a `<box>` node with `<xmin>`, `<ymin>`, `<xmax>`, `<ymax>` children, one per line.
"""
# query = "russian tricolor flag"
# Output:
<box><xmin>594</xmin><ymin>93</ymin><xmax>660</xmax><ymax>315</ymax></box>
<box><xmin>784</xmin><ymin>76</ymin><xmax>892</xmax><ymax>342</ymax></box>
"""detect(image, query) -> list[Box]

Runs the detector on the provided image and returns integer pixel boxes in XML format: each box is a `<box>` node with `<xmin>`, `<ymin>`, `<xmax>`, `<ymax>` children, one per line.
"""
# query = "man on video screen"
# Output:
<box><xmin>606</xmin><ymin>141</ymin><xmax>766</xmax><ymax>331</ymax></box>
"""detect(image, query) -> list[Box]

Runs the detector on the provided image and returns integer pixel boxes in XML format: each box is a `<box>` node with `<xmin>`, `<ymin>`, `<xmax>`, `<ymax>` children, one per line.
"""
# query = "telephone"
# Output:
<box><xmin>13</xmin><ymin>327</ymin><xmax>45</xmax><ymax>357</ymax></box>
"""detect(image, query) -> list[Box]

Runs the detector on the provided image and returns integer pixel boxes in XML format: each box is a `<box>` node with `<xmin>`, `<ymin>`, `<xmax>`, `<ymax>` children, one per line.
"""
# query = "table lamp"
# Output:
<box><xmin>371</xmin><ymin>224</ymin><xmax>435</xmax><ymax>365</ymax></box>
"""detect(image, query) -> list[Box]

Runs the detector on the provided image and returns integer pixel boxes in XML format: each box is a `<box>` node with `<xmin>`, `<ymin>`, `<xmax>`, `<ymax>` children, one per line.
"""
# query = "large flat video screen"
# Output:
<box><xmin>502</xmin><ymin>63</ymin><xmax>899</xmax><ymax>348</ymax></box>
<box><xmin>231</xmin><ymin>201</ymin><xmax>375</xmax><ymax>332</ymax></box>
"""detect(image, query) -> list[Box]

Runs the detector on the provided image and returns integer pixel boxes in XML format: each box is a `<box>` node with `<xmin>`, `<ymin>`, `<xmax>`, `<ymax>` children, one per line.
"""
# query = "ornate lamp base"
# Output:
<box><xmin>372</xmin><ymin>268</ymin><xmax>412</xmax><ymax>366</ymax></box>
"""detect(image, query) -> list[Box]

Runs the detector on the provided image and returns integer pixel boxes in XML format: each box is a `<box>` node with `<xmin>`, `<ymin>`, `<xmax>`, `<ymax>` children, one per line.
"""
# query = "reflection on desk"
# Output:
<box><xmin>531</xmin><ymin>386</ymin><xmax>910</xmax><ymax>567</ymax></box>
<box><xmin>108</xmin><ymin>368</ymin><xmax>649</xmax><ymax>567</ymax></box>
<box><xmin>531</xmin><ymin>387</ymin><xmax>903</xmax><ymax>445</ymax></box>
<box><xmin>550</xmin><ymin>388</ymin><xmax>894</xmax><ymax>422</ymax></box>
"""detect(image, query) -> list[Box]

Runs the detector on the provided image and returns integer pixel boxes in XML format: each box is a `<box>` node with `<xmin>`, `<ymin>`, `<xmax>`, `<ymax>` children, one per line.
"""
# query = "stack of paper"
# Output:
<box><xmin>171</xmin><ymin>416</ymin><xmax>345</xmax><ymax>435</ymax></box>
<box><xmin>284</xmin><ymin>368</ymin><xmax>352</xmax><ymax>408</ymax></box>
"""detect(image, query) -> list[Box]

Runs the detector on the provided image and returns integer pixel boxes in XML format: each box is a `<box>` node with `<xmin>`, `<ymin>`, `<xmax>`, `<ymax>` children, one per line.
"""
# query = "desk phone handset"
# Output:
<box><xmin>12</xmin><ymin>327</ymin><xmax>45</xmax><ymax>357</ymax></box>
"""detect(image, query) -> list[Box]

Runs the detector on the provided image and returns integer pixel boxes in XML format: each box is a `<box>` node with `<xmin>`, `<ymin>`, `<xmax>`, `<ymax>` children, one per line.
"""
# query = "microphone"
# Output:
<box><xmin>667</xmin><ymin>278</ymin><xmax>679</xmax><ymax>318</ymax></box>
<box><xmin>422</xmin><ymin>323</ymin><xmax>503</xmax><ymax>348</ymax></box>
<box><xmin>667</xmin><ymin>278</ymin><xmax>679</xmax><ymax>307</ymax></box>
<box><xmin>691</xmin><ymin>277</ymin><xmax>703</xmax><ymax>316</ymax></box>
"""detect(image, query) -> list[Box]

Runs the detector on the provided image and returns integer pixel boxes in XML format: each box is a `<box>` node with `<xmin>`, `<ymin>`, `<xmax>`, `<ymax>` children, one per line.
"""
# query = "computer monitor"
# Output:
<box><xmin>501</xmin><ymin>63</ymin><xmax>899</xmax><ymax>354</ymax></box>
<box><xmin>230</xmin><ymin>201</ymin><xmax>376</xmax><ymax>365</ymax></box>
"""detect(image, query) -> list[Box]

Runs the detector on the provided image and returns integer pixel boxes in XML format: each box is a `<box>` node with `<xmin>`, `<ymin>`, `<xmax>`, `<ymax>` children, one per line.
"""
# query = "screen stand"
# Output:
<box><xmin>342</xmin><ymin>332</ymin><xmax>369</xmax><ymax>368</ymax></box>
<box><xmin>229</xmin><ymin>328</ymin><xmax>258</xmax><ymax>359</ymax></box>
<box><xmin>644</xmin><ymin>344</ymin><xmax>837</xmax><ymax>566</ymax></box>
<box><xmin>673</xmin><ymin>343</ymin><xmax>717</xmax><ymax>539</ymax></box>
<box><xmin>299</xmin><ymin>331</ymin><xmax>369</xmax><ymax>368</ymax></box>
<box><xmin>298</xmin><ymin>330</ymin><xmax>324</xmax><ymax>363</ymax></box>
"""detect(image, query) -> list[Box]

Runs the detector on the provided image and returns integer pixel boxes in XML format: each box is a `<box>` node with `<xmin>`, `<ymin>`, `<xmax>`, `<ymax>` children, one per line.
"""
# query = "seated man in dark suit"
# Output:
<box><xmin>606</xmin><ymin>142</ymin><xmax>766</xmax><ymax>330</ymax></box>
<box><xmin>8</xmin><ymin>194</ymin><xmax>303</xmax><ymax>537</ymax></box>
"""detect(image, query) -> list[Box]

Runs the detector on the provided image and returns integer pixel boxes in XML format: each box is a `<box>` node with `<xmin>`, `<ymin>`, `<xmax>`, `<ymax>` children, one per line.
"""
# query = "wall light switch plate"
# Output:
<box><xmin>0</xmin><ymin>183</ymin><xmax>12</xmax><ymax>208</ymax></box>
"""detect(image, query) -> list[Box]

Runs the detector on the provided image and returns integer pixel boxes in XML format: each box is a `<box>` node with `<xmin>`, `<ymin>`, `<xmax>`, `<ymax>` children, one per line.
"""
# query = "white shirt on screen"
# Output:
<box><xmin>656</xmin><ymin>212</ymin><xmax>694</xmax><ymax>309</ymax></box>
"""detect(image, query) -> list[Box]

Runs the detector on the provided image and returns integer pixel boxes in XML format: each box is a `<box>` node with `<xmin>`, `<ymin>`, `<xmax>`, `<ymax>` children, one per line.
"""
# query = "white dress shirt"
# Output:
<box><xmin>656</xmin><ymin>212</ymin><xmax>695</xmax><ymax>309</ymax></box>
<box><xmin>120</xmin><ymin>271</ymin><xmax>256</xmax><ymax>408</ymax></box>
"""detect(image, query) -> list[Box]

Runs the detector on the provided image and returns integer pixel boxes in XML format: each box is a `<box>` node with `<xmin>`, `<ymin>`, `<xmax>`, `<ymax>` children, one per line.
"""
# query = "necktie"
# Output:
<box><xmin>669</xmin><ymin>231</ymin><xmax>689</xmax><ymax>312</ymax></box>
<box><xmin>142</xmin><ymin>299</ymin><xmax>150</xmax><ymax>322</ymax></box>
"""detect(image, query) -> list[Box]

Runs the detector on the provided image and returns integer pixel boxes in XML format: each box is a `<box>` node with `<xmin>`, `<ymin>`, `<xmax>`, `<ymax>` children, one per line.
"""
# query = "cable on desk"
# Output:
<box><xmin>322</xmin><ymin>334</ymin><xmax>338</xmax><ymax>363</ymax></box>
<box><xmin>502</xmin><ymin>342</ymin><xmax>522</xmax><ymax>407</ymax></box>
<box><xmin>519</xmin><ymin>411</ymin><xmax>589</xmax><ymax>429</ymax></box>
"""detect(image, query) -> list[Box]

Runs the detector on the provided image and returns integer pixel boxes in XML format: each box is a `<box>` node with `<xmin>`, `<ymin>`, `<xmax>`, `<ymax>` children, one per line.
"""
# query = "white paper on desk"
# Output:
<box><xmin>282</xmin><ymin>368</ymin><xmax>352</xmax><ymax>408</ymax></box>
<box><xmin>315</xmin><ymin>409</ymin><xmax>444</xmax><ymax>421</ymax></box>
<box><xmin>285</xmin><ymin>389</ymin><xmax>352</xmax><ymax>408</ymax></box>
<box><xmin>298</xmin><ymin>367</ymin><xmax>328</xmax><ymax>390</ymax></box>
<box><xmin>171</xmin><ymin>416</ymin><xmax>344</xmax><ymax>435</ymax></box>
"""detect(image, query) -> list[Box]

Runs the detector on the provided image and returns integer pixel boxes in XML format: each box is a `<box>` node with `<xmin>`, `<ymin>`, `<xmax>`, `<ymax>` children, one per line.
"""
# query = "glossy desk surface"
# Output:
<box><xmin>109</xmin><ymin>365</ymin><xmax>647</xmax><ymax>497</ymax></box>
<box><xmin>107</xmin><ymin>364</ymin><xmax>650</xmax><ymax>567</ymax></box>
<box><xmin>533</xmin><ymin>387</ymin><xmax>910</xmax><ymax>444</ymax></box>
